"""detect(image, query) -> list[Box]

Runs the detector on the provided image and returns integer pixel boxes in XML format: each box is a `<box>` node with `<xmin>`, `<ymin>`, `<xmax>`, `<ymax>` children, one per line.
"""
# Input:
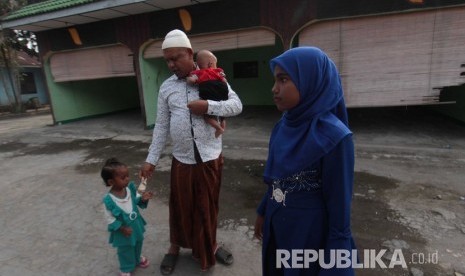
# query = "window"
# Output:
<box><xmin>233</xmin><ymin>61</ymin><xmax>258</xmax><ymax>78</ymax></box>
<box><xmin>20</xmin><ymin>72</ymin><xmax>37</xmax><ymax>94</ymax></box>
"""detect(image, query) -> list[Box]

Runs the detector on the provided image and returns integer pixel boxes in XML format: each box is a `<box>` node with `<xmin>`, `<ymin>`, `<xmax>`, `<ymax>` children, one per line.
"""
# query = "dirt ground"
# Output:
<box><xmin>0</xmin><ymin>106</ymin><xmax>464</xmax><ymax>276</ymax></box>
<box><xmin>349</xmin><ymin>107</ymin><xmax>465</xmax><ymax>276</ymax></box>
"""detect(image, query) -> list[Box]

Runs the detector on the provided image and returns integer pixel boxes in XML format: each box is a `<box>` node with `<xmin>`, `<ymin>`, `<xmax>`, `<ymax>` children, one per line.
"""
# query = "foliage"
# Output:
<box><xmin>8</xmin><ymin>29</ymin><xmax>38</xmax><ymax>56</ymax></box>
<box><xmin>1</xmin><ymin>0</ymin><xmax>38</xmax><ymax>57</ymax></box>
<box><xmin>0</xmin><ymin>0</ymin><xmax>27</xmax><ymax>15</ymax></box>
<box><xmin>0</xmin><ymin>0</ymin><xmax>33</xmax><ymax>112</ymax></box>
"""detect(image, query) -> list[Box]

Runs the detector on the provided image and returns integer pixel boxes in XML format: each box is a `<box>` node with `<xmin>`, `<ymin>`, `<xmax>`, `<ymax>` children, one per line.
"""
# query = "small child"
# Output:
<box><xmin>101</xmin><ymin>158</ymin><xmax>153</xmax><ymax>276</ymax></box>
<box><xmin>187</xmin><ymin>49</ymin><xmax>228</xmax><ymax>138</ymax></box>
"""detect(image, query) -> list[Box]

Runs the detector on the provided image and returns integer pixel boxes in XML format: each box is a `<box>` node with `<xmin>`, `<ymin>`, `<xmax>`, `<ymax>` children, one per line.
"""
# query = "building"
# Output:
<box><xmin>2</xmin><ymin>0</ymin><xmax>465</xmax><ymax>125</ymax></box>
<box><xmin>0</xmin><ymin>50</ymin><xmax>48</xmax><ymax>110</ymax></box>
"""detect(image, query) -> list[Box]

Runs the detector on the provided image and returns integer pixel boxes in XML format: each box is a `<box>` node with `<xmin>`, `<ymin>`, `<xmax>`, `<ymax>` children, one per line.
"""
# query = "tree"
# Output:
<box><xmin>0</xmin><ymin>30</ymin><xmax>21</xmax><ymax>112</ymax></box>
<box><xmin>0</xmin><ymin>0</ymin><xmax>37</xmax><ymax>112</ymax></box>
<box><xmin>1</xmin><ymin>0</ymin><xmax>39</xmax><ymax>56</ymax></box>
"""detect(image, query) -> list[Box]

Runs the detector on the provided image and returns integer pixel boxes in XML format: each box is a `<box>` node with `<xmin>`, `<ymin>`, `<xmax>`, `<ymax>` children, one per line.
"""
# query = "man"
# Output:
<box><xmin>139</xmin><ymin>29</ymin><xmax>242</xmax><ymax>275</ymax></box>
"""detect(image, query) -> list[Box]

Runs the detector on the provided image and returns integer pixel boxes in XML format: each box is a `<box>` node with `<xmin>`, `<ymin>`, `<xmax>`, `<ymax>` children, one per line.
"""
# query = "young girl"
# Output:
<box><xmin>254</xmin><ymin>47</ymin><xmax>356</xmax><ymax>275</ymax></box>
<box><xmin>101</xmin><ymin>158</ymin><xmax>153</xmax><ymax>276</ymax></box>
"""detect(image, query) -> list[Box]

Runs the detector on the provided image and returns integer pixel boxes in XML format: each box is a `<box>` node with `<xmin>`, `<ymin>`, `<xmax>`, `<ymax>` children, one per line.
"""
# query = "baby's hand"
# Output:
<box><xmin>186</xmin><ymin>76</ymin><xmax>195</xmax><ymax>84</ymax></box>
<box><xmin>186</xmin><ymin>74</ymin><xmax>198</xmax><ymax>84</ymax></box>
<box><xmin>141</xmin><ymin>191</ymin><xmax>154</xmax><ymax>202</ymax></box>
<box><xmin>120</xmin><ymin>226</ymin><xmax>132</xmax><ymax>237</ymax></box>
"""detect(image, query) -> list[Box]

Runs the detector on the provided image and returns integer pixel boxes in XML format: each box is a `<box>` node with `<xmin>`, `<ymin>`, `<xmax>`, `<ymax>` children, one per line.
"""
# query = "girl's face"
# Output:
<box><xmin>272</xmin><ymin>65</ymin><xmax>300</xmax><ymax>112</ymax></box>
<box><xmin>109</xmin><ymin>166</ymin><xmax>129</xmax><ymax>190</ymax></box>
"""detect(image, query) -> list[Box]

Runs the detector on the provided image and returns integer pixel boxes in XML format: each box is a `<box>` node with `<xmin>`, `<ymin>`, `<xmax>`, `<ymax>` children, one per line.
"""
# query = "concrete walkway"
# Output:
<box><xmin>1</xmin><ymin>107</ymin><xmax>464</xmax><ymax>276</ymax></box>
<box><xmin>0</xmin><ymin>108</ymin><xmax>271</xmax><ymax>276</ymax></box>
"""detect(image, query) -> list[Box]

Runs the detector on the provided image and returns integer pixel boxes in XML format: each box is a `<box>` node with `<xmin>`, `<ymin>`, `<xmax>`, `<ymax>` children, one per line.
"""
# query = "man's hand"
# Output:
<box><xmin>187</xmin><ymin>100</ymin><xmax>208</xmax><ymax>115</ymax></box>
<box><xmin>139</xmin><ymin>162</ymin><xmax>155</xmax><ymax>179</ymax></box>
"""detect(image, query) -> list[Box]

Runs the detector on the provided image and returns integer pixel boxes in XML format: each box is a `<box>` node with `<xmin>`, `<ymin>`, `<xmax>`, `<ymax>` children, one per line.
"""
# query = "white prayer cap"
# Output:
<box><xmin>161</xmin><ymin>29</ymin><xmax>192</xmax><ymax>50</ymax></box>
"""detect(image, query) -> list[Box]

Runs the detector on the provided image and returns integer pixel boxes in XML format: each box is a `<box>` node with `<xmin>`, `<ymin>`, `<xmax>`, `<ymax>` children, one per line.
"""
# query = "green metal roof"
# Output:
<box><xmin>4</xmin><ymin>0</ymin><xmax>96</xmax><ymax>21</ymax></box>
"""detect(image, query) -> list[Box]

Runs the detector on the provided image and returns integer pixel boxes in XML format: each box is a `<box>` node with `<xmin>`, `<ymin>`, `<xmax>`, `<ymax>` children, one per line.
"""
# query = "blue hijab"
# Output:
<box><xmin>264</xmin><ymin>47</ymin><xmax>351</xmax><ymax>180</ymax></box>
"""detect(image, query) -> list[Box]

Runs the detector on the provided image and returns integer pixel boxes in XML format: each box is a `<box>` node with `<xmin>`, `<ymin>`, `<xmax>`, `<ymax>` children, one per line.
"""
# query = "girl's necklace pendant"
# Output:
<box><xmin>129</xmin><ymin>211</ymin><xmax>137</xmax><ymax>221</ymax></box>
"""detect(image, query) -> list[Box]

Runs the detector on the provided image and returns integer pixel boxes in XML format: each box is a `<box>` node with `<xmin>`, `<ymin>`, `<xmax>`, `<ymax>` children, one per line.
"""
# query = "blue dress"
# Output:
<box><xmin>257</xmin><ymin>136</ymin><xmax>355</xmax><ymax>276</ymax></box>
<box><xmin>260</xmin><ymin>47</ymin><xmax>357</xmax><ymax>275</ymax></box>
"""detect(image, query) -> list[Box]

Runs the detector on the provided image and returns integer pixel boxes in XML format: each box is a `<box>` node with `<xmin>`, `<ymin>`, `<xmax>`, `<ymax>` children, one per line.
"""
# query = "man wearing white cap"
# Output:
<box><xmin>140</xmin><ymin>29</ymin><xmax>242</xmax><ymax>274</ymax></box>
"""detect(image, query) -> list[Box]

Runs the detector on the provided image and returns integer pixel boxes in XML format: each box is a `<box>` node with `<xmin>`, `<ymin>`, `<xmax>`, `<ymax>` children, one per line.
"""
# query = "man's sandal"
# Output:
<box><xmin>138</xmin><ymin>256</ymin><xmax>150</xmax><ymax>269</ymax></box>
<box><xmin>215</xmin><ymin>246</ymin><xmax>234</xmax><ymax>265</ymax></box>
<box><xmin>160</xmin><ymin>253</ymin><xmax>178</xmax><ymax>275</ymax></box>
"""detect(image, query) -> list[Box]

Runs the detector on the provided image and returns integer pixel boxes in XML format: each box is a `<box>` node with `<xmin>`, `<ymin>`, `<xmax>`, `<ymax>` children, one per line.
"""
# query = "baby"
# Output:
<box><xmin>186</xmin><ymin>50</ymin><xmax>228</xmax><ymax>138</ymax></box>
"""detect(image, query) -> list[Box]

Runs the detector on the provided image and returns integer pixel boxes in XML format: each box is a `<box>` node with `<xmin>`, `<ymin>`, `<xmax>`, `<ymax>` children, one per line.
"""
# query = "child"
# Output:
<box><xmin>101</xmin><ymin>158</ymin><xmax>153</xmax><ymax>276</ymax></box>
<box><xmin>187</xmin><ymin>49</ymin><xmax>228</xmax><ymax>138</ymax></box>
<box><xmin>254</xmin><ymin>47</ymin><xmax>356</xmax><ymax>275</ymax></box>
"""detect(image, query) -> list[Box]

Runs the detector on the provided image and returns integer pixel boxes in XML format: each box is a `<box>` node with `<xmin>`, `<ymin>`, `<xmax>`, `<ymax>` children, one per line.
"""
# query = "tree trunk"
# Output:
<box><xmin>0</xmin><ymin>44</ymin><xmax>22</xmax><ymax>113</ymax></box>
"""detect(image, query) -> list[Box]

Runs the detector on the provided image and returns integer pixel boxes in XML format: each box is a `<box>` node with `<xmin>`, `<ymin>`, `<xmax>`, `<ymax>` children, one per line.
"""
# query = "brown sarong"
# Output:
<box><xmin>169</xmin><ymin>155</ymin><xmax>223</xmax><ymax>269</ymax></box>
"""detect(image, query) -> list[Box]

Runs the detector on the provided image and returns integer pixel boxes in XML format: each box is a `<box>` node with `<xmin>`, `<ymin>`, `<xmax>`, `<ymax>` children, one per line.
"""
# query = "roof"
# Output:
<box><xmin>1</xmin><ymin>0</ymin><xmax>218</xmax><ymax>32</ymax></box>
<box><xmin>0</xmin><ymin>51</ymin><xmax>41</xmax><ymax>67</ymax></box>
<box><xmin>4</xmin><ymin>0</ymin><xmax>96</xmax><ymax>21</ymax></box>
<box><xmin>17</xmin><ymin>50</ymin><xmax>41</xmax><ymax>67</ymax></box>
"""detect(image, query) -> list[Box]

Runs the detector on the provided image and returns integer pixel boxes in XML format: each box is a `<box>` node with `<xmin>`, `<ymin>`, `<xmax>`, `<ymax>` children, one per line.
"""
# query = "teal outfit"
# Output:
<box><xmin>103</xmin><ymin>182</ymin><xmax>148</xmax><ymax>272</ymax></box>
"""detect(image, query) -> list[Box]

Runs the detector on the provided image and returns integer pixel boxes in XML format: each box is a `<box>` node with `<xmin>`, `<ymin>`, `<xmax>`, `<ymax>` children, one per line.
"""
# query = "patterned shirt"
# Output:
<box><xmin>146</xmin><ymin>74</ymin><xmax>243</xmax><ymax>165</ymax></box>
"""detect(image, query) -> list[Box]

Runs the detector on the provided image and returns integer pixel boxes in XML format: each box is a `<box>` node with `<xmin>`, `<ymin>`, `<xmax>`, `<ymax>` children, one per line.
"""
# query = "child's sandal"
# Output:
<box><xmin>138</xmin><ymin>256</ymin><xmax>150</xmax><ymax>269</ymax></box>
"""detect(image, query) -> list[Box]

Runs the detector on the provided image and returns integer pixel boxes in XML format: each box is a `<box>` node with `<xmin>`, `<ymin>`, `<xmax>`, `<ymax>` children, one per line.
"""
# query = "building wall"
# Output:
<box><xmin>20</xmin><ymin>67</ymin><xmax>48</xmax><ymax>105</ymax></box>
<box><xmin>44</xmin><ymin>60</ymin><xmax>140</xmax><ymax>124</ymax></box>
<box><xmin>0</xmin><ymin>68</ymin><xmax>13</xmax><ymax>106</ymax></box>
<box><xmin>315</xmin><ymin>0</ymin><xmax>465</xmax><ymax>18</ymax></box>
<box><xmin>138</xmin><ymin>56</ymin><xmax>171</xmax><ymax>127</ymax></box>
<box><xmin>0</xmin><ymin>67</ymin><xmax>48</xmax><ymax>107</ymax></box>
<box><xmin>215</xmin><ymin>45</ymin><xmax>282</xmax><ymax>106</ymax></box>
<box><xmin>140</xmin><ymin>41</ymin><xmax>283</xmax><ymax>127</ymax></box>
<box><xmin>30</xmin><ymin>0</ymin><xmax>465</xmax><ymax>124</ymax></box>
<box><xmin>297</xmin><ymin>6</ymin><xmax>465</xmax><ymax>108</ymax></box>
